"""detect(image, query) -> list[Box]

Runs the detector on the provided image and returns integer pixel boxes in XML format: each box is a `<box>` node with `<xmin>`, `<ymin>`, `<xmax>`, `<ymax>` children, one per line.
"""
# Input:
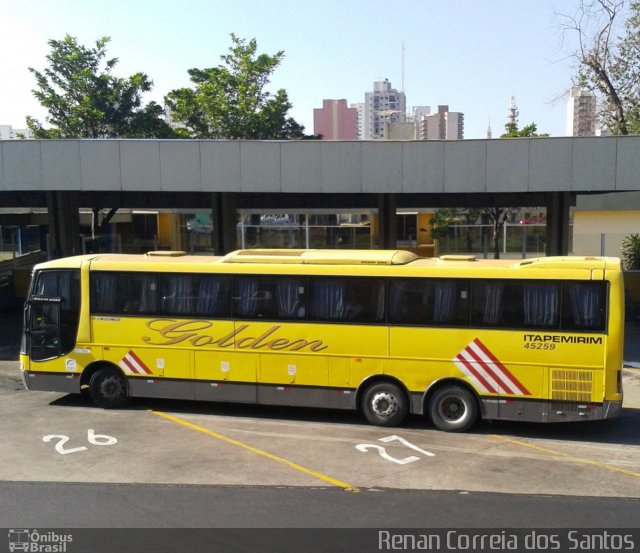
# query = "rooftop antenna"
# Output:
<box><xmin>401</xmin><ymin>43</ymin><xmax>405</xmax><ymax>91</ymax></box>
<box><xmin>508</xmin><ymin>96</ymin><xmax>519</xmax><ymax>126</ymax></box>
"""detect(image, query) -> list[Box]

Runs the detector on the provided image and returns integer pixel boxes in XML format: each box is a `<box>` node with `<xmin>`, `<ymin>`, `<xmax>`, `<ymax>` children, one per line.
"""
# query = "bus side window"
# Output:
<box><xmin>91</xmin><ymin>273</ymin><xmax>156</xmax><ymax>315</ymax></box>
<box><xmin>472</xmin><ymin>281</ymin><xmax>506</xmax><ymax>327</ymax></box>
<box><xmin>310</xmin><ymin>278</ymin><xmax>384</xmax><ymax>323</ymax></box>
<box><xmin>389</xmin><ymin>279</ymin><xmax>431</xmax><ymax>324</ymax></box>
<box><xmin>233</xmin><ymin>277</ymin><xmax>277</xmax><ymax>319</ymax></box>
<box><xmin>274</xmin><ymin>278</ymin><xmax>306</xmax><ymax>319</ymax></box>
<box><xmin>159</xmin><ymin>274</ymin><xmax>196</xmax><ymax>315</ymax></box>
<box><xmin>561</xmin><ymin>281</ymin><xmax>605</xmax><ymax>331</ymax></box>
<box><xmin>390</xmin><ymin>279</ymin><xmax>468</xmax><ymax>326</ymax></box>
<box><xmin>523</xmin><ymin>282</ymin><xmax>559</xmax><ymax>328</ymax></box>
<box><xmin>472</xmin><ymin>280</ymin><xmax>525</xmax><ymax>329</ymax></box>
<box><xmin>194</xmin><ymin>275</ymin><xmax>232</xmax><ymax>317</ymax></box>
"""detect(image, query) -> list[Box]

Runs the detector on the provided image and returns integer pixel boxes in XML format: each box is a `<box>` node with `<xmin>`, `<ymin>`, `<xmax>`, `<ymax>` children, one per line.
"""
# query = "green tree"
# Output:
<box><xmin>559</xmin><ymin>0</ymin><xmax>640</xmax><ymax>135</ymax></box>
<box><xmin>494</xmin><ymin>120</ymin><xmax>548</xmax><ymax>258</ymax></box>
<box><xmin>501</xmin><ymin>122</ymin><xmax>548</xmax><ymax>138</ymax></box>
<box><xmin>429</xmin><ymin>209</ymin><xmax>459</xmax><ymax>241</ymax></box>
<box><xmin>165</xmin><ymin>34</ymin><xmax>306</xmax><ymax>139</ymax></box>
<box><xmin>27</xmin><ymin>34</ymin><xmax>173</xmax><ymax>138</ymax></box>
<box><xmin>621</xmin><ymin>233</ymin><xmax>640</xmax><ymax>269</ymax></box>
<box><xmin>484</xmin><ymin>207</ymin><xmax>514</xmax><ymax>259</ymax></box>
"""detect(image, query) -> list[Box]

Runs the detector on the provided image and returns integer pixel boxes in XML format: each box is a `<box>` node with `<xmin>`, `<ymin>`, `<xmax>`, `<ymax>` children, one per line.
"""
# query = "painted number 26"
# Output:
<box><xmin>43</xmin><ymin>429</ymin><xmax>118</xmax><ymax>455</ymax></box>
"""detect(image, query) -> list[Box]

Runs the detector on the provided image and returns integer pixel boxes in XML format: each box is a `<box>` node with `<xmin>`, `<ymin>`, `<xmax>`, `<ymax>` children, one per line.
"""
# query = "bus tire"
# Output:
<box><xmin>89</xmin><ymin>367</ymin><xmax>130</xmax><ymax>409</ymax></box>
<box><xmin>428</xmin><ymin>385</ymin><xmax>478</xmax><ymax>432</ymax></box>
<box><xmin>362</xmin><ymin>382</ymin><xmax>408</xmax><ymax>427</ymax></box>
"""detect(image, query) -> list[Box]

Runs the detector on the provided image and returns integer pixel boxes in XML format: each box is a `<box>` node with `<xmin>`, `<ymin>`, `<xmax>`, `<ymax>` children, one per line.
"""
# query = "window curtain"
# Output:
<box><xmin>139</xmin><ymin>275</ymin><xmax>157</xmax><ymax>313</ymax></box>
<box><xmin>433</xmin><ymin>281</ymin><xmax>456</xmax><ymax>323</ymax></box>
<box><xmin>94</xmin><ymin>274</ymin><xmax>117</xmax><ymax>312</ymax></box>
<box><xmin>58</xmin><ymin>272</ymin><xmax>79</xmax><ymax>310</ymax></box>
<box><xmin>568</xmin><ymin>283</ymin><xmax>601</xmax><ymax>328</ymax></box>
<box><xmin>388</xmin><ymin>283</ymin><xmax>409</xmax><ymax>322</ymax></box>
<box><xmin>162</xmin><ymin>275</ymin><xmax>194</xmax><ymax>314</ymax></box>
<box><xmin>276</xmin><ymin>278</ymin><xmax>304</xmax><ymax>318</ymax></box>
<box><xmin>196</xmin><ymin>277</ymin><xmax>223</xmax><ymax>316</ymax></box>
<box><xmin>236</xmin><ymin>278</ymin><xmax>258</xmax><ymax>318</ymax></box>
<box><xmin>482</xmin><ymin>282</ymin><xmax>504</xmax><ymax>325</ymax></box>
<box><xmin>311</xmin><ymin>279</ymin><xmax>345</xmax><ymax>320</ymax></box>
<box><xmin>524</xmin><ymin>283</ymin><xmax>557</xmax><ymax>326</ymax></box>
<box><xmin>375</xmin><ymin>282</ymin><xmax>385</xmax><ymax>321</ymax></box>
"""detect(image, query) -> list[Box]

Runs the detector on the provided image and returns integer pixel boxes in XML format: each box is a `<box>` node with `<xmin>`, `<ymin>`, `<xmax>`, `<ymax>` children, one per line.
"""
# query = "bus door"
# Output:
<box><xmin>28</xmin><ymin>296</ymin><xmax>62</xmax><ymax>361</ymax></box>
<box><xmin>25</xmin><ymin>270</ymin><xmax>80</xmax><ymax>363</ymax></box>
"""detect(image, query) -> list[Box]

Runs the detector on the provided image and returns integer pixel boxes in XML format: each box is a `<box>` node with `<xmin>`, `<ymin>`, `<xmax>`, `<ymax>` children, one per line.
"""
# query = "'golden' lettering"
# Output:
<box><xmin>141</xmin><ymin>319</ymin><xmax>328</xmax><ymax>352</ymax></box>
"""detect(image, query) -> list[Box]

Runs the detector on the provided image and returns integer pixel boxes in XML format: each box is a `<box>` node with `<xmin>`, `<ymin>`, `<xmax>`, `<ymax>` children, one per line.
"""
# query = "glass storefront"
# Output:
<box><xmin>238</xmin><ymin>211</ymin><xmax>373</xmax><ymax>250</ymax></box>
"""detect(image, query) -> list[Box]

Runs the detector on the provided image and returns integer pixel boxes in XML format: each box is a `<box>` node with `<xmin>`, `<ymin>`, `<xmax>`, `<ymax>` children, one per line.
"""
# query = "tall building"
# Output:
<box><xmin>313</xmin><ymin>99</ymin><xmax>358</xmax><ymax>140</ymax></box>
<box><xmin>0</xmin><ymin>125</ymin><xmax>33</xmax><ymax>139</ymax></box>
<box><xmin>419</xmin><ymin>105</ymin><xmax>464</xmax><ymax>140</ymax></box>
<box><xmin>412</xmin><ymin>106</ymin><xmax>431</xmax><ymax>121</ymax></box>
<box><xmin>351</xmin><ymin>103</ymin><xmax>365</xmax><ymax>140</ymax></box>
<box><xmin>566</xmin><ymin>87</ymin><xmax>596</xmax><ymax>136</ymax></box>
<box><xmin>364</xmin><ymin>79</ymin><xmax>406</xmax><ymax>139</ymax></box>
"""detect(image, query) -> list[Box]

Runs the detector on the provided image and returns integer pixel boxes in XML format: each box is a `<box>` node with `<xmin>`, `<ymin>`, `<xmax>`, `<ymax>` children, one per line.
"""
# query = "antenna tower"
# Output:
<box><xmin>401</xmin><ymin>43</ymin><xmax>405</xmax><ymax>91</ymax></box>
<box><xmin>508</xmin><ymin>96</ymin><xmax>519</xmax><ymax>125</ymax></box>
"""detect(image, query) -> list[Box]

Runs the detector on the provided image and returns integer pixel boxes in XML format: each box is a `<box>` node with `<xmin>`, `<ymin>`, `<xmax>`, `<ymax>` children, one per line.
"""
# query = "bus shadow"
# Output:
<box><xmin>476</xmin><ymin>407</ymin><xmax>640</xmax><ymax>446</ymax></box>
<box><xmin>49</xmin><ymin>395</ymin><xmax>640</xmax><ymax>445</ymax></box>
<box><xmin>49</xmin><ymin>393</ymin><xmax>368</xmax><ymax>427</ymax></box>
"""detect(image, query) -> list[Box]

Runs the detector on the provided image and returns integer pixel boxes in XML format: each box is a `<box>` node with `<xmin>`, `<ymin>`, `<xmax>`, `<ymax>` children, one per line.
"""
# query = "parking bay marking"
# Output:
<box><xmin>42</xmin><ymin>429</ymin><xmax>118</xmax><ymax>455</ymax></box>
<box><xmin>490</xmin><ymin>434</ymin><xmax>640</xmax><ymax>480</ymax></box>
<box><xmin>150</xmin><ymin>410</ymin><xmax>359</xmax><ymax>493</ymax></box>
<box><xmin>356</xmin><ymin>435</ymin><xmax>435</xmax><ymax>465</ymax></box>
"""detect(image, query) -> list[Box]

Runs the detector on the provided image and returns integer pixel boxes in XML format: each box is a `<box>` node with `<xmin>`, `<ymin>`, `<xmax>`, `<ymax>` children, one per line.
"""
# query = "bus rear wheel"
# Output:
<box><xmin>89</xmin><ymin>367</ymin><xmax>130</xmax><ymax>409</ymax></box>
<box><xmin>362</xmin><ymin>382</ymin><xmax>408</xmax><ymax>427</ymax></box>
<box><xmin>428</xmin><ymin>385</ymin><xmax>478</xmax><ymax>432</ymax></box>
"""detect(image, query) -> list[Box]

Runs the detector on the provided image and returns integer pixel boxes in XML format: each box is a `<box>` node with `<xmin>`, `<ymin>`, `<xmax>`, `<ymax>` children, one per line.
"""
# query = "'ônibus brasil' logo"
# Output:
<box><xmin>141</xmin><ymin>319</ymin><xmax>328</xmax><ymax>352</ymax></box>
<box><xmin>453</xmin><ymin>338</ymin><xmax>531</xmax><ymax>395</ymax></box>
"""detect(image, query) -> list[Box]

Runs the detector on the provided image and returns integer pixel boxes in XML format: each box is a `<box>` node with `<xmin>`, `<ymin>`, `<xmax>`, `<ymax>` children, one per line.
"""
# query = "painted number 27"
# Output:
<box><xmin>43</xmin><ymin>429</ymin><xmax>117</xmax><ymax>455</ymax></box>
<box><xmin>356</xmin><ymin>435</ymin><xmax>434</xmax><ymax>465</ymax></box>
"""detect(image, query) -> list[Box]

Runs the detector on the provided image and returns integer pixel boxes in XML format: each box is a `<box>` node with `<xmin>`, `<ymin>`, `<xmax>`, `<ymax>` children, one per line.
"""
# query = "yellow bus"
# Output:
<box><xmin>20</xmin><ymin>249</ymin><xmax>624</xmax><ymax>432</ymax></box>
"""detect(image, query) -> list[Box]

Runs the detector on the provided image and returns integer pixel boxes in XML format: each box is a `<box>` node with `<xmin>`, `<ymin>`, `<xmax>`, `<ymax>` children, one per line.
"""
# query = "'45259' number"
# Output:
<box><xmin>524</xmin><ymin>342</ymin><xmax>556</xmax><ymax>350</ymax></box>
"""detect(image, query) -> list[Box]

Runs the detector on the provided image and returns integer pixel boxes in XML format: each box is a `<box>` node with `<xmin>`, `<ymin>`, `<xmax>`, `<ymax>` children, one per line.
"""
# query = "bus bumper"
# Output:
<box><xmin>481</xmin><ymin>398</ymin><xmax>624</xmax><ymax>423</ymax></box>
<box><xmin>601</xmin><ymin>398</ymin><xmax>624</xmax><ymax>420</ymax></box>
<box><xmin>22</xmin><ymin>370</ymin><xmax>81</xmax><ymax>394</ymax></box>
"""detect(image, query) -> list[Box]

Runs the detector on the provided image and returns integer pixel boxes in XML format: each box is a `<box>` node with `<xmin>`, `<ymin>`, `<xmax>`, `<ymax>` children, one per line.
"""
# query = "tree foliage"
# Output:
<box><xmin>165</xmin><ymin>34</ymin><xmax>305</xmax><ymax>139</ymax></box>
<box><xmin>501</xmin><ymin>122</ymin><xmax>548</xmax><ymax>137</ymax></box>
<box><xmin>621</xmin><ymin>233</ymin><xmax>640</xmax><ymax>269</ymax></box>
<box><xmin>27</xmin><ymin>34</ymin><xmax>173</xmax><ymax>138</ymax></box>
<box><xmin>484</xmin><ymin>207</ymin><xmax>514</xmax><ymax>259</ymax></box>
<box><xmin>559</xmin><ymin>0</ymin><xmax>640</xmax><ymax>134</ymax></box>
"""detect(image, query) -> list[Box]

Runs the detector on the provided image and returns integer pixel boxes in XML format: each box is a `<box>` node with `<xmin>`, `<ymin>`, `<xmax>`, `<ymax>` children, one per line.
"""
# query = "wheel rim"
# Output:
<box><xmin>439</xmin><ymin>395</ymin><xmax>466</xmax><ymax>422</ymax></box>
<box><xmin>100</xmin><ymin>375</ymin><xmax>125</xmax><ymax>401</ymax></box>
<box><xmin>371</xmin><ymin>391</ymin><xmax>398</xmax><ymax>419</ymax></box>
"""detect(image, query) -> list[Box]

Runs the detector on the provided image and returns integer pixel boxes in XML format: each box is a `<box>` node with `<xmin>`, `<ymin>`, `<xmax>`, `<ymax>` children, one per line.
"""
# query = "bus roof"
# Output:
<box><xmin>32</xmin><ymin>250</ymin><xmax>622</xmax><ymax>278</ymax></box>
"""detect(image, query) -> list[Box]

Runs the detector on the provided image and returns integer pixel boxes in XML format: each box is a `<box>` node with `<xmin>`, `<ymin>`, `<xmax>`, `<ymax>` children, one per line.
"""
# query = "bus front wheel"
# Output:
<box><xmin>362</xmin><ymin>382</ymin><xmax>408</xmax><ymax>427</ymax></box>
<box><xmin>428</xmin><ymin>385</ymin><xmax>478</xmax><ymax>432</ymax></box>
<box><xmin>89</xmin><ymin>367</ymin><xmax>130</xmax><ymax>409</ymax></box>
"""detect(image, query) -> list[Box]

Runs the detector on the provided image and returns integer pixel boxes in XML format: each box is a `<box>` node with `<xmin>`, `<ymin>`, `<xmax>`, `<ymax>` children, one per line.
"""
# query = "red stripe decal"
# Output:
<box><xmin>473</xmin><ymin>339</ymin><xmax>530</xmax><ymax>395</ymax></box>
<box><xmin>455</xmin><ymin>352</ymin><xmax>498</xmax><ymax>394</ymax></box>
<box><xmin>121</xmin><ymin>356</ymin><xmax>140</xmax><ymax>374</ymax></box>
<box><xmin>127</xmin><ymin>350</ymin><xmax>152</xmax><ymax>375</ymax></box>
<box><xmin>465</xmin><ymin>345</ymin><xmax>513</xmax><ymax>394</ymax></box>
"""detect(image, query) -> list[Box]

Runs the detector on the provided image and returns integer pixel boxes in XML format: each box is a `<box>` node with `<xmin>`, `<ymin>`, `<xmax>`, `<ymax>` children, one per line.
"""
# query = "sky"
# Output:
<box><xmin>0</xmin><ymin>0</ymin><xmax>587</xmax><ymax>139</ymax></box>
